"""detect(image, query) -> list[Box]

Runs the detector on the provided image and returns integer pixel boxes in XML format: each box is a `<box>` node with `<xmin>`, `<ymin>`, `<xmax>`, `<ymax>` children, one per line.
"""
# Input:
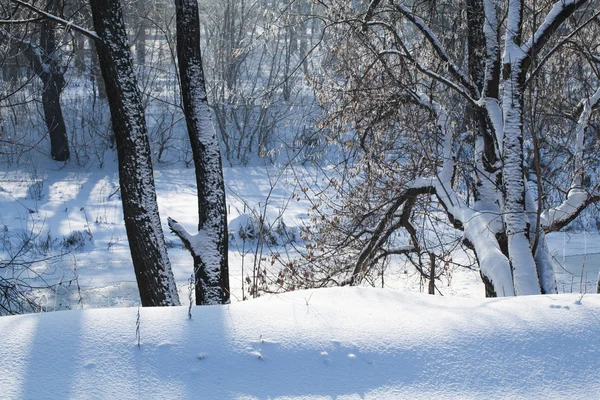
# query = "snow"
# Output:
<box><xmin>1</xmin><ymin>287</ymin><xmax>598</xmax><ymax>399</ymax></box>
<box><xmin>541</xmin><ymin>189</ymin><xmax>589</xmax><ymax>230</ymax></box>
<box><xmin>0</xmin><ymin>160</ymin><xmax>599</xmax><ymax>396</ymax></box>
<box><xmin>483</xmin><ymin>97</ymin><xmax>503</xmax><ymax>153</ymax></box>
<box><xmin>1</xmin><ymin>160</ymin><xmax>598</xmax><ymax>307</ymax></box>
<box><xmin>521</xmin><ymin>0</ymin><xmax>582</xmax><ymax>55</ymax></box>
<box><xmin>463</xmin><ymin>213</ymin><xmax>514</xmax><ymax>296</ymax></box>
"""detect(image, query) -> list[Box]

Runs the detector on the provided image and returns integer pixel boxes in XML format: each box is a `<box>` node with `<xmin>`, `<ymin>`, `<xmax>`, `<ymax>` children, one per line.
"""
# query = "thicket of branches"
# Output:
<box><xmin>274</xmin><ymin>0</ymin><xmax>600</xmax><ymax>296</ymax></box>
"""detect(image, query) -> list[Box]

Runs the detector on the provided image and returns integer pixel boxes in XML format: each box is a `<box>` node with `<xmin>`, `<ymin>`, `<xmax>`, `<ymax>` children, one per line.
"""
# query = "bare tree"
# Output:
<box><xmin>9</xmin><ymin>0</ymin><xmax>181</xmax><ymax>306</ymax></box>
<box><xmin>1</xmin><ymin>0</ymin><xmax>70</xmax><ymax>161</ymax></box>
<box><xmin>168</xmin><ymin>0</ymin><xmax>230</xmax><ymax>305</ymax></box>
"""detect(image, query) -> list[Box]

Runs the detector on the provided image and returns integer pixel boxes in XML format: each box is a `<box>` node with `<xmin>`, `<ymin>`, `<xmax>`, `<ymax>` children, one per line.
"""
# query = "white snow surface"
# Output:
<box><xmin>1</xmin><ymin>287</ymin><xmax>598</xmax><ymax>399</ymax></box>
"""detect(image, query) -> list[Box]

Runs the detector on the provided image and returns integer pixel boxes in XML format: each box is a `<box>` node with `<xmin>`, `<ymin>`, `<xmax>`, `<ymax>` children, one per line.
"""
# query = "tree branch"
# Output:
<box><xmin>388</xmin><ymin>0</ymin><xmax>480</xmax><ymax>98</ymax></box>
<box><xmin>167</xmin><ymin>217</ymin><xmax>194</xmax><ymax>254</ymax></box>
<box><xmin>521</xmin><ymin>0</ymin><xmax>589</xmax><ymax>72</ymax></box>
<box><xmin>542</xmin><ymin>192</ymin><xmax>600</xmax><ymax>232</ymax></box>
<box><xmin>379</xmin><ymin>49</ymin><xmax>479</xmax><ymax>106</ymax></box>
<box><xmin>0</xmin><ymin>17</ymin><xmax>42</xmax><ymax>24</ymax></box>
<box><xmin>525</xmin><ymin>9</ymin><xmax>600</xmax><ymax>88</ymax></box>
<box><xmin>9</xmin><ymin>0</ymin><xmax>99</xmax><ymax>40</ymax></box>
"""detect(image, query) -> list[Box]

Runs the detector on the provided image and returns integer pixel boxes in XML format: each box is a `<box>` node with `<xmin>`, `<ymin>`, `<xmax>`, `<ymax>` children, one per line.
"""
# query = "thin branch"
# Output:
<box><xmin>0</xmin><ymin>17</ymin><xmax>42</xmax><ymax>24</ymax></box>
<box><xmin>387</xmin><ymin>0</ymin><xmax>480</xmax><ymax>98</ymax></box>
<box><xmin>525</xmin><ymin>9</ymin><xmax>600</xmax><ymax>88</ymax></box>
<box><xmin>9</xmin><ymin>0</ymin><xmax>99</xmax><ymax>40</ymax></box>
<box><xmin>379</xmin><ymin>49</ymin><xmax>478</xmax><ymax>106</ymax></box>
<box><xmin>521</xmin><ymin>0</ymin><xmax>589</xmax><ymax>71</ymax></box>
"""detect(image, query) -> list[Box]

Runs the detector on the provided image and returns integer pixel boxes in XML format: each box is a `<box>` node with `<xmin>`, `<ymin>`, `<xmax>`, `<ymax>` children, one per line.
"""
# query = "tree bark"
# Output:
<box><xmin>428</xmin><ymin>253</ymin><xmax>435</xmax><ymax>295</ymax></box>
<box><xmin>135</xmin><ymin>0</ymin><xmax>148</xmax><ymax>66</ymax></box>
<box><xmin>38</xmin><ymin>0</ymin><xmax>70</xmax><ymax>161</ymax></box>
<box><xmin>169</xmin><ymin>0</ymin><xmax>230</xmax><ymax>305</ymax></box>
<box><xmin>89</xmin><ymin>0</ymin><xmax>180</xmax><ymax>307</ymax></box>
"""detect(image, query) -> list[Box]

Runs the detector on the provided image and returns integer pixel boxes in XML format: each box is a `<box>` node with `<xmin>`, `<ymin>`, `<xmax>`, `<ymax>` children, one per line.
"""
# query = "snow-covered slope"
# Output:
<box><xmin>1</xmin><ymin>288</ymin><xmax>598</xmax><ymax>399</ymax></box>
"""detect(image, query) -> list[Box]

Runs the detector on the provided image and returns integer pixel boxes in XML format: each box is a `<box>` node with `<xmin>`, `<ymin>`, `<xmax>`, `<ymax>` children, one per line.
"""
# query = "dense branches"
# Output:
<box><xmin>293</xmin><ymin>0</ymin><xmax>600</xmax><ymax>297</ymax></box>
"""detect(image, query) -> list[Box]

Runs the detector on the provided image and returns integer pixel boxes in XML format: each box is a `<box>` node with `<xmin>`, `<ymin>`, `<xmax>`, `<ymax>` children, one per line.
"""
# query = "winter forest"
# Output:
<box><xmin>1</xmin><ymin>0</ymin><xmax>599</xmax><ymax>398</ymax></box>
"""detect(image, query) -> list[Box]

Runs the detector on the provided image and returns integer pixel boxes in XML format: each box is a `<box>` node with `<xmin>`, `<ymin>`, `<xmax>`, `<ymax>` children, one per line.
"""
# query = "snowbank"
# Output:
<box><xmin>1</xmin><ymin>288</ymin><xmax>598</xmax><ymax>399</ymax></box>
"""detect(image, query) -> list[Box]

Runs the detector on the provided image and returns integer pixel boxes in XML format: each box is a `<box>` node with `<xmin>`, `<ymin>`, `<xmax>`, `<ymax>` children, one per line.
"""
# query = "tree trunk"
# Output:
<box><xmin>501</xmin><ymin>67</ymin><xmax>541</xmax><ymax>296</ymax></box>
<box><xmin>135</xmin><ymin>0</ymin><xmax>148</xmax><ymax>66</ymax></box>
<box><xmin>428</xmin><ymin>253</ymin><xmax>435</xmax><ymax>295</ymax></box>
<box><xmin>39</xmin><ymin>0</ymin><xmax>69</xmax><ymax>161</ymax></box>
<box><xmin>169</xmin><ymin>0</ymin><xmax>230</xmax><ymax>305</ymax></box>
<box><xmin>89</xmin><ymin>0</ymin><xmax>180</xmax><ymax>307</ymax></box>
<box><xmin>41</xmin><ymin>72</ymin><xmax>69</xmax><ymax>161</ymax></box>
<box><xmin>74</xmin><ymin>32</ymin><xmax>85</xmax><ymax>72</ymax></box>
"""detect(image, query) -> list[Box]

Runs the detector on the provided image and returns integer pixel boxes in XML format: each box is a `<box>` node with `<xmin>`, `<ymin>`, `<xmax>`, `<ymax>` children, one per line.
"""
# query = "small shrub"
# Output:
<box><xmin>61</xmin><ymin>230</ymin><xmax>92</xmax><ymax>250</ymax></box>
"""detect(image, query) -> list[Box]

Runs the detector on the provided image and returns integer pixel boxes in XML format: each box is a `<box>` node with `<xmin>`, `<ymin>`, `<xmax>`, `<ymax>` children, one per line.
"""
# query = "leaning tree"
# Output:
<box><xmin>290</xmin><ymin>0</ymin><xmax>600</xmax><ymax>296</ymax></box>
<box><xmin>10</xmin><ymin>0</ymin><xmax>181</xmax><ymax>306</ymax></box>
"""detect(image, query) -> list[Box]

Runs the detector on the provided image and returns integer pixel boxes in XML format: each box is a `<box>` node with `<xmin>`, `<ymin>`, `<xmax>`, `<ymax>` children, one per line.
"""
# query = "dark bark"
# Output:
<box><xmin>89</xmin><ymin>0</ymin><xmax>180</xmax><ymax>307</ymax></box>
<box><xmin>40</xmin><ymin>4</ymin><xmax>69</xmax><ymax>162</ymax></box>
<box><xmin>428</xmin><ymin>253</ymin><xmax>435</xmax><ymax>295</ymax></box>
<box><xmin>40</xmin><ymin>71</ymin><xmax>69</xmax><ymax>161</ymax></box>
<box><xmin>135</xmin><ymin>0</ymin><xmax>148</xmax><ymax>66</ymax></box>
<box><xmin>347</xmin><ymin>186</ymin><xmax>435</xmax><ymax>286</ymax></box>
<box><xmin>22</xmin><ymin>0</ymin><xmax>70</xmax><ymax>161</ymax></box>
<box><xmin>171</xmin><ymin>0</ymin><xmax>230</xmax><ymax>305</ymax></box>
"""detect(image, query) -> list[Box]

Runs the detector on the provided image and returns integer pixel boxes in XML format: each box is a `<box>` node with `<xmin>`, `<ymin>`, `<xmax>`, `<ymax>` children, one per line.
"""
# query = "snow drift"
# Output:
<box><xmin>1</xmin><ymin>288</ymin><xmax>598</xmax><ymax>399</ymax></box>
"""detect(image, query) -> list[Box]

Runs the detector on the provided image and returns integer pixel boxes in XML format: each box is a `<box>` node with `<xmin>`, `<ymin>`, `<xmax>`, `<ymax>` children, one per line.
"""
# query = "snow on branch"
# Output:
<box><xmin>9</xmin><ymin>0</ymin><xmax>100</xmax><ymax>40</ymax></box>
<box><xmin>521</xmin><ymin>0</ymin><xmax>589</xmax><ymax>59</ymax></box>
<box><xmin>574</xmin><ymin>87</ymin><xmax>600</xmax><ymax>174</ymax></box>
<box><xmin>0</xmin><ymin>17</ymin><xmax>42</xmax><ymax>24</ymax></box>
<box><xmin>525</xmin><ymin>9</ymin><xmax>600</xmax><ymax>88</ymax></box>
<box><xmin>167</xmin><ymin>217</ymin><xmax>195</xmax><ymax>252</ymax></box>
<box><xmin>541</xmin><ymin>86</ymin><xmax>600</xmax><ymax>232</ymax></box>
<box><xmin>541</xmin><ymin>190</ymin><xmax>600</xmax><ymax>232</ymax></box>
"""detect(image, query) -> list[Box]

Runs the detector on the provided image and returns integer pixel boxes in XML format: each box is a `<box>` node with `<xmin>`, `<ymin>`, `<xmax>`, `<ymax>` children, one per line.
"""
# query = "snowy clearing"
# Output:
<box><xmin>1</xmin><ymin>287</ymin><xmax>598</xmax><ymax>399</ymax></box>
<box><xmin>0</xmin><ymin>162</ymin><xmax>598</xmax><ymax>310</ymax></box>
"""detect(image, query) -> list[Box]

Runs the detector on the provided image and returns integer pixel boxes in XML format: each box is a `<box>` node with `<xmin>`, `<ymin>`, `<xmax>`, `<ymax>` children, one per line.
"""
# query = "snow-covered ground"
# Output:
<box><xmin>0</xmin><ymin>161</ymin><xmax>598</xmax><ymax>311</ymax></box>
<box><xmin>1</xmin><ymin>287</ymin><xmax>598</xmax><ymax>399</ymax></box>
<box><xmin>1</xmin><ymin>162</ymin><xmax>599</xmax><ymax>398</ymax></box>
<box><xmin>0</xmin><ymin>162</ymin><xmax>309</xmax><ymax>309</ymax></box>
